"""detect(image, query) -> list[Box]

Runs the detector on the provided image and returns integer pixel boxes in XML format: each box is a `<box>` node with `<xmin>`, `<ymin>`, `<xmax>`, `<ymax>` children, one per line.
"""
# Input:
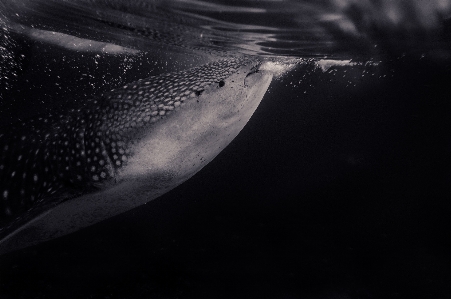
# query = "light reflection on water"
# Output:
<box><xmin>2</xmin><ymin>0</ymin><xmax>450</xmax><ymax>58</ymax></box>
<box><xmin>1</xmin><ymin>0</ymin><xmax>449</xmax><ymax>116</ymax></box>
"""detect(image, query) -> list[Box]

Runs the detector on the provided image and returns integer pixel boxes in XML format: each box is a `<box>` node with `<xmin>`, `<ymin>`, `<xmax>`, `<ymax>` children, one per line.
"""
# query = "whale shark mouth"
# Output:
<box><xmin>245</xmin><ymin>65</ymin><xmax>261</xmax><ymax>78</ymax></box>
<box><xmin>247</xmin><ymin>62</ymin><xmax>262</xmax><ymax>76</ymax></box>
<box><xmin>243</xmin><ymin>61</ymin><xmax>262</xmax><ymax>86</ymax></box>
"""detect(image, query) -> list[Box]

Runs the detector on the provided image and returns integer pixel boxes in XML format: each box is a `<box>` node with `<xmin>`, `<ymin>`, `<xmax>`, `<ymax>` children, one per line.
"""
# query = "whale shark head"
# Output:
<box><xmin>0</xmin><ymin>56</ymin><xmax>275</xmax><ymax>254</ymax></box>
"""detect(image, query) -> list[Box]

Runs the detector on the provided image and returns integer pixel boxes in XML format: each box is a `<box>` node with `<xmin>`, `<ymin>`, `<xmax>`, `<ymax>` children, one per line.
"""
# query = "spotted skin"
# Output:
<box><xmin>0</xmin><ymin>56</ymin><xmax>260</xmax><ymax>238</ymax></box>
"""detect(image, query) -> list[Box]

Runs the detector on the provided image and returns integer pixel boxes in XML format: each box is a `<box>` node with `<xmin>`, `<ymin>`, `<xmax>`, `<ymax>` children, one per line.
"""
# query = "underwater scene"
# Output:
<box><xmin>1</xmin><ymin>0</ymin><xmax>450</xmax><ymax>298</ymax></box>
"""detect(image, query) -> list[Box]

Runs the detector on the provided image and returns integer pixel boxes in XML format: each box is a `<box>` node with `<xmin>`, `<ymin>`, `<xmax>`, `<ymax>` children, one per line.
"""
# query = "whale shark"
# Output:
<box><xmin>0</xmin><ymin>56</ymin><xmax>275</xmax><ymax>255</ymax></box>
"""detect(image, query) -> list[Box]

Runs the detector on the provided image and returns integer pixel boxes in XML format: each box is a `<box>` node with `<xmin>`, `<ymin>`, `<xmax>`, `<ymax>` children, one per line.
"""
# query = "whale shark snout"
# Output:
<box><xmin>0</xmin><ymin>56</ymin><xmax>274</xmax><ymax>254</ymax></box>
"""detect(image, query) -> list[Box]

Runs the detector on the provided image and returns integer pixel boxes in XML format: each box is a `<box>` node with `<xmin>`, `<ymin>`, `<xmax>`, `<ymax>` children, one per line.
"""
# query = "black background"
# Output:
<box><xmin>1</xmin><ymin>55</ymin><xmax>450</xmax><ymax>298</ymax></box>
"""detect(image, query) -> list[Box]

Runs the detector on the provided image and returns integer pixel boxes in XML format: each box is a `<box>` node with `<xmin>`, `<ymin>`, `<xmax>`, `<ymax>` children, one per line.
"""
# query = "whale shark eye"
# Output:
<box><xmin>218</xmin><ymin>80</ymin><xmax>225</xmax><ymax>87</ymax></box>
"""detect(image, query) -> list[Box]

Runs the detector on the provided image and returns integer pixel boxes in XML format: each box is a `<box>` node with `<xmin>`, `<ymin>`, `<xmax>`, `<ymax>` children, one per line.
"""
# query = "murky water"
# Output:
<box><xmin>1</xmin><ymin>1</ymin><xmax>451</xmax><ymax>298</ymax></box>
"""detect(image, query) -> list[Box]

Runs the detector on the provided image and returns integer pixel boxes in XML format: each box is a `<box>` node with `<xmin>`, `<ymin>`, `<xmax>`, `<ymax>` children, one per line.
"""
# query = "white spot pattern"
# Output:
<box><xmin>0</xmin><ymin>57</ymin><xmax>257</xmax><ymax>219</ymax></box>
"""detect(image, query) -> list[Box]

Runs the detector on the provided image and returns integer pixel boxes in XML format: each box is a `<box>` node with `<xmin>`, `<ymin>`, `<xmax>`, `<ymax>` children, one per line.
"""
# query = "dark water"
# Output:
<box><xmin>1</xmin><ymin>1</ymin><xmax>451</xmax><ymax>298</ymax></box>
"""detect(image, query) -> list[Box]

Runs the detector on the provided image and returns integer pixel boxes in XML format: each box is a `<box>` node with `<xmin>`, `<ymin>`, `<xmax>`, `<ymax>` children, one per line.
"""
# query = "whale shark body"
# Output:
<box><xmin>0</xmin><ymin>56</ymin><xmax>274</xmax><ymax>254</ymax></box>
